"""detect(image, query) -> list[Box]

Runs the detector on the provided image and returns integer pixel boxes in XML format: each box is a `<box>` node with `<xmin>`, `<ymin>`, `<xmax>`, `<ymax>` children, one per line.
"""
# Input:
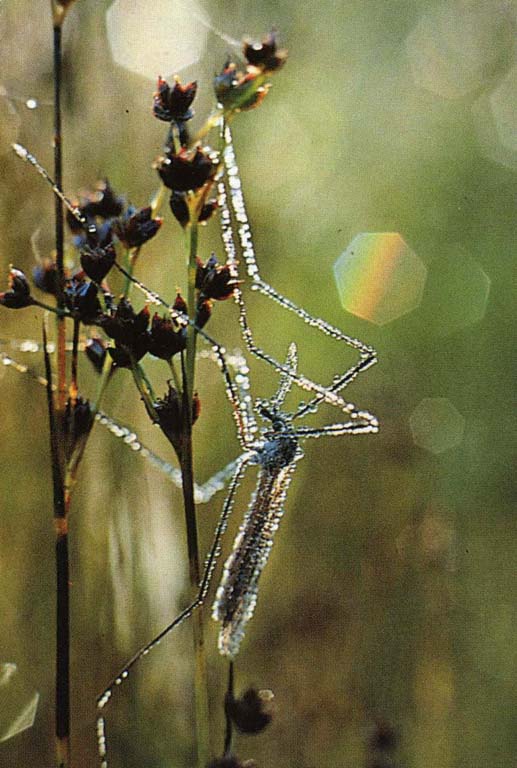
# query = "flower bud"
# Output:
<box><xmin>100</xmin><ymin>299</ymin><xmax>150</xmax><ymax>367</ymax></box>
<box><xmin>243</xmin><ymin>31</ymin><xmax>287</xmax><ymax>72</ymax></box>
<box><xmin>83</xmin><ymin>179</ymin><xmax>125</xmax><ymax>220</ymax></box>
<box><xmin>214</xmin><ymin>63</ymin><xmax>270</xmax><ymax>112</ymax></box>
<box><xmin>157</xmin><ymin>147</ymin><xmax>217</xmax><ymax>192</ymax></box>
<box><xmin>0</xmin><ymin>267</ymin><xmax>33</xmax><ymax>309</ymax></box>
<box><xmin>196</xmin><ymin>254</ymin><xmax>241</xmax><ymax>301</ymax></box>
<box><xmin>195</xmin><ymin>298</ymin><xmax>212</xmax><ymax>329</ymax></box>
<box><xmin>155</xmin><ymin>383</ymin><xmax>200</xmax><ymax>453</ymax></box>
<box><xmin>148</xmin><ymin>313</ymin><xmax>186</xmax><ymax>360</ymax></box>
<box><xmin>170</xmin><ymin>192</ymin><xmax>217</xmax><ymax>228</ymax></box>
<box><xmin>64</xmin><ymin>273</ymin><xmax>101</xmax><ymax>324</ymax></box>
<box><xmin>225</xmin><ymin>688</ymin><xmax>274</xmax><ymax>735</ymax></box>
<box><xmin>173</xmin><ymin>292</ymin><xmax>188</xmax><ymax>317</ymax></box>
<box><xmin>153</xmin><ymin>76</ymin><xmax>197</xmax><ymax>122</ymax></box>
<box><xmin>64</xmin><ymin>396</ymin><xmax>94</xmax><ymax>454</ymax></box>
<box><xmin>112</xmin><ymin>206</ymin><xmax>163</xmax><ymax>249</ymax></box>
<box><xmin>80</xmin><ymin>242</ymin><xmax>116</xmax><ymax>283</ymax></box>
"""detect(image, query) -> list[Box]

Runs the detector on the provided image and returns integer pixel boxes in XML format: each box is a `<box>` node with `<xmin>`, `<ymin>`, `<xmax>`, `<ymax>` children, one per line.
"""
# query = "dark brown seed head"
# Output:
<box><xmin>64</xmin><ymin>273</ymin><xmax>101</xmax><ymax>324</ymax></box>
<box><xmin>196</xmin><ymin>254</ymin><xmax>241</xmax><ymax>301</ymax></box>
<box><xmin>64</xmin><ymin>395</ymin><xmax>94</xmax><ymax>452</ymax></box>
<box><xmin>80</xmin><ymin>243</ymin><xmax>116</xmax><ymax>283</ymax></box>
<box><xmin>243</xmin><ymin>31</ymin><xmax>288</xmax><ymax>72</ymax></box>
<box><xmin>195</xmin><ymin>297</ymin><xmax>212</xmax><ymax>329</ymax></box>
<box><xmin>155</xmin><ymin>383</ymin><xmax>200</xmax><ymax>453</ymax></box>
<box><xmin>172</xmin><ymin>292</ymin><xmax>188</xmax><ymax>316</ymax></box>
<box><xmin>100</xmin><ymin>298</ymin><xmax>150</xmax><ymax>366</ymax></box>
<box><xmin>148</xmin><ymin>312</ymin><xmax>186</xmax><ymax>360</ymax></box>
<box><xmin>170</xmin><ymin>192</ymin><xmax>217</xmax><ymax>228</ymax></box>
<box><xmin>157</xmin><ymin>147</ymin><xmax>217</xmax><ymax>192</ymax></box>
<box><xmin>153</xmin><ymin>76</ymin><xmax>197</xmax><ymax>122</ymax></box>
<box><xmin>112</xmin><ymin>206</ymin><xmax>163</xmax><ymax>249</ymax></box>
<box><xmin>0</xmin><ymin>267</ymin><xmax>33</xmax><ymax>309</ymax></box>
<box><xmin>225</xmin><ymin>688</ymin><xmax>274</xmax><ymax>735</ymax></box>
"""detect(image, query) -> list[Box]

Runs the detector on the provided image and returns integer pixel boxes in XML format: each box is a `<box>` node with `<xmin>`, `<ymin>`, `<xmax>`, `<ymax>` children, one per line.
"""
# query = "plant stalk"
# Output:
<box><xmin>52</xmin><ymin>16</ymin><xmax>70</xmax><ymax>768</ymax></box>
<box><xmin>180</xmin><ymin>219</ymin><xmax>211</xmax><ymax>767</ymax></box>
<box><xmin>44</xmin><ymin>319</ymin><xmax>70</xmax><ymax>768</ymax></box>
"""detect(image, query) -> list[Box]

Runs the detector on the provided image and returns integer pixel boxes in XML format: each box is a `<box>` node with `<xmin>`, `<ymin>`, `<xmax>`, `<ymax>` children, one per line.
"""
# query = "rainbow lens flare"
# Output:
<box><xmin>333</xmin><ymin>232</ymin><xmax>427</xmax><ymax>326</ymax></box>
<box><xmin>409</xmin><ymin>398</ymin><xmax>465</xmax><ymax>455</ymax></box>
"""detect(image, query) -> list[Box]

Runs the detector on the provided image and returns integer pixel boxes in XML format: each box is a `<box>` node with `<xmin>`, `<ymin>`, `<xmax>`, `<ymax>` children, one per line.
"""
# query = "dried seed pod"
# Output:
<box><xmin>170</xmin><ymin>192</ymin><xmax>217</xmax><ymax>227</ymax></box>
<box><xmin>172</xmin><ymin>292</ymin><xmax>188</xmax><ymax>316</ymax></box>
<box><xmin>112</xmin><ymin>206</ymin><xmax>163</xmax><ymax>249</ymax></box>
<box><xmin>80</xmin><ymin>243</ymin><xmax>116</xmax><ymax>283</ymax></box>
<box><xmin>0</xmin><ymin>267</ymin><xmax>33</xmax><ymax>309</ymax></box>
<box><xmin>64</xmin><ymin>396</ymin><xmax>94</xmax><ymax>454</ymax></box>
<box><xmin>153</xmin><ymin>76</ymin><xmax>197</xmax><ymax>122</ymax></box>
<box><xmin>214</xmin><ymin>63</ymin><xmax>270</xmax><ymax>112</ymax></box>
<box><xmin>155</xmin><ymin>383</ymin><xmax>200</xmax><ymax>453</ymax></box>
<box><xmin>196</xmin><ymin>254</ymin><xmax>241</xmax><ymax>301</ymax></box>
<box><xmin>148</xmin><ymin>313</ymin><xmax>186</xmax><ymax>360</ymax></box>
<box><xmin>225</xmin><ymin>688</ymin><xmax>274</xmax><ymax>734</ymax></box>
<box><xmin>64</xmin><ymin>273</ymin><xmax>101</xmax><ymax>324</ymax></box>
<box><xmin>195</xmin><ymin>297</ymin><xmax>212</xmax><ymax>329</ymax></box>
<box><xmin>157</xmin><ymin>147</ymin><xmax>217</xmax><ymax>192</ymax></box>
<box><xmin>100</xmin><ymin>299</ymin><xmax>150</xmax><ymax>367</ymax></box>
<box><xmin>243</xmin><ymin>31</ymin><xmax>287</xmax><ymax>72</ymax></box>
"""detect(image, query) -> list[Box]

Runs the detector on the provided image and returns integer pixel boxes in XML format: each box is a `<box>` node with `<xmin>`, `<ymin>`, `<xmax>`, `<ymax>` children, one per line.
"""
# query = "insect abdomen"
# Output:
<box><xmin>212</xmin><ymin>463</ymin><xmax>295</xmax><ymax>658</ymax></box>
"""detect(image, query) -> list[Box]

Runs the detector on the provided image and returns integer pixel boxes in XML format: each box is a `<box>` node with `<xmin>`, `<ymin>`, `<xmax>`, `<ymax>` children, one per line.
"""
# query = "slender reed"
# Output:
<box><xmin>51</xmin><ymin>5</ymin><xmax>69</xmax><ymax>766</ymax></box>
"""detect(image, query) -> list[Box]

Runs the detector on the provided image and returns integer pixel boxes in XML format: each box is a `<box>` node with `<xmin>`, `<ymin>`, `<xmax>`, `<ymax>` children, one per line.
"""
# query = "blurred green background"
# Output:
<box><xmin>0</xmin><ymin>1</ymin><xmax>516</xmax><ymax>766</ymax></box>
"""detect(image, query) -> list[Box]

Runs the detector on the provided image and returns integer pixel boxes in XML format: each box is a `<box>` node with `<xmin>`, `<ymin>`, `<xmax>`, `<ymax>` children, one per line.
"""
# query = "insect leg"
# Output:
<box><xmin>96</xmin><ymin>452</ymin><xmax>252</xmax><ymax>767</ymax></box>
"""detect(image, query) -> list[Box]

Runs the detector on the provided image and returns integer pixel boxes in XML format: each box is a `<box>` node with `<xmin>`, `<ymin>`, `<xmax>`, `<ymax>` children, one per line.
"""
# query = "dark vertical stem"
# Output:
<box><xmin>52</xmin><ymin>17</ymin><xmax>70</xmax><ymax>768</ymax></box>
<box><xmin>53</xmin><ymin>22</ymin><xmax>67</xmax><ymax>412</ymax></box>
<box><xmin>70</xmin><ymin>318</ymin><xmax>79</xmax><ymax>403</ymax></box>
<box><xmin>44</xmin><ymin>322</ymin><xmax>70</xmax><ymax>767</ymax></box>
<box><xmin>223</xmin><ymin>661</ymin><xmax>235</xmax><ymax>755</ymax></box>
<box><xmin>179</xmin><ymin>347</ymin><xmax>211</xmax><ymax>768</ymax></box>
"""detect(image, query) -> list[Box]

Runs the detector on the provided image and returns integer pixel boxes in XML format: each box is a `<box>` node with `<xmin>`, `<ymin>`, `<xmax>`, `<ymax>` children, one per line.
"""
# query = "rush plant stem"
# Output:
<box><xmin>181</xmin><ymin>218</ymin><xmax>211</xmax><ymax>767</ymax></box>
<box><xmin>52</xmin><ymin>13</ymin><xmax>70</xmax><ymax>767</ymax></box>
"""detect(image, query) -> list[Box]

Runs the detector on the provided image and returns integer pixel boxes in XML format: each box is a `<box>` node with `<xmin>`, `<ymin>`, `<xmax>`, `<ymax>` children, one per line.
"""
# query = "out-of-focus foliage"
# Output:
<box><xmin>0</xmin><ymin>1</ymin><xmax>515</xmax><ymax>767</ymax></box>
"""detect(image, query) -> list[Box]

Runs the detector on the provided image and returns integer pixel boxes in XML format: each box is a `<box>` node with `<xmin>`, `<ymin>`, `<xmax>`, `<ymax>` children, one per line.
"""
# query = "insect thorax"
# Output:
<box><xmin>257</xmin><ymin>413</ymin><xmax>299</xmax><ymax>471</ymax></box>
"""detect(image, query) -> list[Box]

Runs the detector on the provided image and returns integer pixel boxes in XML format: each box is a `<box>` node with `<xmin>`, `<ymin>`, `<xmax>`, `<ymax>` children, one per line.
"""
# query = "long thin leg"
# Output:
<box><xmin>218</xmin><ymin>127</ymin><xmax>377</xmax><ymax>421</ymax></box>
<box><xmin>96</xmin><ymin>453</ymin><xmax>251</xmax><ymax>768</ymax></box>
<box><xmin>0</xmin><ymin>349</ymin><xmax>242</xmax><ymax>504</ymax></box>
<box><xmin>294</xmin><ymin>420</ymin><xmax>379</xmax><ymax>438</ymax></box>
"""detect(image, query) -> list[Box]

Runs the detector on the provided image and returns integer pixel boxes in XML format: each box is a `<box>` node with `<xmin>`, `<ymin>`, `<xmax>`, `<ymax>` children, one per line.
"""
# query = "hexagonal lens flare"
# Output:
<box><xmin>406</xmin><ymin>2</ymin><xmax>514</xmax><ymax>100</ymax></box>
<box><xmin>106</xmin><ymin>0</ymin><xmax>209</xmax><ymax>79</ymax></box>
<box><xmin>419</xmin><ymin>254</ymin><xmax>490</xmax><ymax>336</ymax></box>
<box><xmin>409</xmin><ymin>398</ymin><xmax>465</xmax><ymax>454</ymax></box>
<box><xmin>333</xmin><ymin>232</ymin><xmax>427</xmax><ymax>326</ymax></box>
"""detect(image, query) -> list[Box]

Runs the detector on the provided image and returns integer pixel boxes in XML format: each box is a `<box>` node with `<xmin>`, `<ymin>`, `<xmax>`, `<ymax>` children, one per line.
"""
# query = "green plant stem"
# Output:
<box><xmin>167</xmin><ymin>357</ymin><xmax>182</xmax><ymax>392</ymax></box>
<box><xmin>223</xmin><ymin>661</ymin><xmax>235</xmax><ymax>755</ymax></box>
<box><xmin>179</xmin><ymin>218</ymin><xmax>211</xmax><ymax>767</ymax></box>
